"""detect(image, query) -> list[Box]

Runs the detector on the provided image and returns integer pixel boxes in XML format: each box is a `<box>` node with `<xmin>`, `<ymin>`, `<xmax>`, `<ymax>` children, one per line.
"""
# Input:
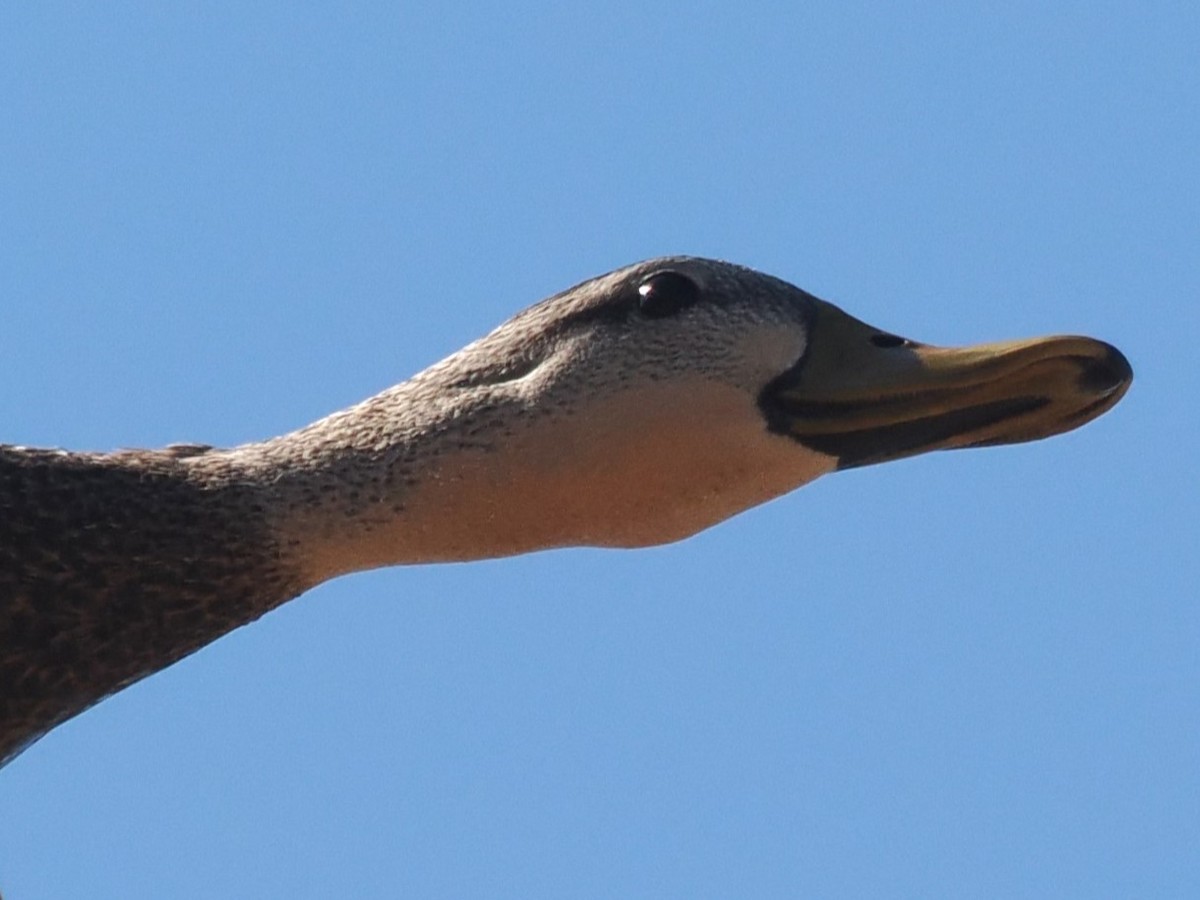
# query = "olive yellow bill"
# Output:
<box><xmin>762</xmin><ymin>298</ymin><xmax>1133</xmax><ymax>469</ymax></box>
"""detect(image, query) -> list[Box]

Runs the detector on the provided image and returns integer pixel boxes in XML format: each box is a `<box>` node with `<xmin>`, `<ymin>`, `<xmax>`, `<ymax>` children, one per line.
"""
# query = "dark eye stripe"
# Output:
<box><xmin>513</xmin><ymin>267</ymin><xmax>704</xmax><ymax>340</ymax></box>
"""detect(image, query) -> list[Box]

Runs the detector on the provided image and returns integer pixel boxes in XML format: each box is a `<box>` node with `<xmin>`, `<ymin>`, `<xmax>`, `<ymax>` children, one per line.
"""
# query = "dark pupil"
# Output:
<box><xmin>637</xmin><ymin>271</ymin><xmax>699</xmax><ymax>318</ymax></box>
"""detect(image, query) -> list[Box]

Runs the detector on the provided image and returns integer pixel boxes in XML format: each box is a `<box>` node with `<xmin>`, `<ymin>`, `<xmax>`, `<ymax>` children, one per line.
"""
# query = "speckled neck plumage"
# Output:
<box><xmin>0</xmin><ymin>365</ymin><xmax>635</xmax><ymax>763</ymax></box>
<box><xmin>0</xmin><ymin>357</ymin><xmax>535</xmax><ymax>762</ymax></box>
<box><xmin>0</xmin><ymin>445</ymin><xmax>306</xmax><ymax>763</ymax></box>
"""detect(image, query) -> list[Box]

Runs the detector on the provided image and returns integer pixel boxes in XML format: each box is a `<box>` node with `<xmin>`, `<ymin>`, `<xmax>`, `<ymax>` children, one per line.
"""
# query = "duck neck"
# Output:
<box><xmin>246</xmin><ymin>377</ymin><xmax>569</xmax><ymax>586</ymax></box>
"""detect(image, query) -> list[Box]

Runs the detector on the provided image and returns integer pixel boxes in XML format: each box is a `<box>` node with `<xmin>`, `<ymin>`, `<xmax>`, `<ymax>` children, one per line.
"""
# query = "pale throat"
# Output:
<box><xmin>259</xmin><ymin>379</ymin><xmax>837</xmax><ymax>589</ymax></box>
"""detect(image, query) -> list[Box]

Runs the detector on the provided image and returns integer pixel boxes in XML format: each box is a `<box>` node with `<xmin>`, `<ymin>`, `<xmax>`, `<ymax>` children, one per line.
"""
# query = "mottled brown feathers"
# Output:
<box><xmin>0</xmin><ymin>446</ymin><xmax>301</xmax><ymax>763</ymax></box>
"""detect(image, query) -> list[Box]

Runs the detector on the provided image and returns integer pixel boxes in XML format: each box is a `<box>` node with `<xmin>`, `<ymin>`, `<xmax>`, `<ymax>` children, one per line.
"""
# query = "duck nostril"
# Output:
<box><xmin>870</xmin><ymin>333</ymin><xmax>910</xmax><ymax>349</ymax></box>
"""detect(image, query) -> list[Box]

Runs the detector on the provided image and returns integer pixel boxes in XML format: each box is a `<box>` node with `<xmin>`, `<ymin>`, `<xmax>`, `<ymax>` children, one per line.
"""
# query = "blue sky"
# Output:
<box><xmin>0</xmin><ymin>3</ymin><xmax>1196</xmax><ymax>897</ymax></box>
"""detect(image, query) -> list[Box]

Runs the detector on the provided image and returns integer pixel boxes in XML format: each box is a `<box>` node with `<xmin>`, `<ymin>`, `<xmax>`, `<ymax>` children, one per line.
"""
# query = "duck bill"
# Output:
<box><xmin>762</xmin><ymin>299</ymin><xmax>1133</xmax><ymax>470</ymax></box>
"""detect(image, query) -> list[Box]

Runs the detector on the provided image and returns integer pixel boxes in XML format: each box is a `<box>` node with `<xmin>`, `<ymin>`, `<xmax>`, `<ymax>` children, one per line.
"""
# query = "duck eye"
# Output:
<box><xmin>870</xmin><ymin>333</ymin><xmax>912</xmax><ymax>349</ymax></box>
<box><xmin>637</xmin><ymin>271</ymin><xmax>700</xmax><ymax>319</ymax></box>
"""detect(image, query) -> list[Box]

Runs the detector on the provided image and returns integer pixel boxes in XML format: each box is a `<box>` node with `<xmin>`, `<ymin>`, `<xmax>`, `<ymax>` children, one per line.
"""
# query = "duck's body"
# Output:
<box><xmin>0</xmin><ymin>257</ymin><xmax>1131</xmax><ymax>763</ymax></box>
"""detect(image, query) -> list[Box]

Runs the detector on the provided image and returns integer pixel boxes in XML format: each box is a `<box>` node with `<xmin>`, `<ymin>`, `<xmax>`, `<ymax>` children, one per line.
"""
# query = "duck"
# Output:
<box><xmin>0</xmin><ymin>256</ymin><xmax>1132</xmax><ymax>764</ymax></box>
